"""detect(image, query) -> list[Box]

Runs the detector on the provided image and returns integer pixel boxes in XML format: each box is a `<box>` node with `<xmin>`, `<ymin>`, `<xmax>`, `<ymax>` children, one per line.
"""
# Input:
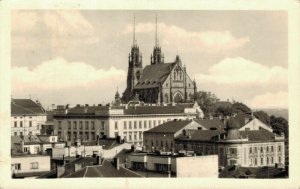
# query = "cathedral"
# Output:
<box><xmin>122</xmin><ymin>16</ymin><xmax>197</xmax><ymax>104</ymax></box>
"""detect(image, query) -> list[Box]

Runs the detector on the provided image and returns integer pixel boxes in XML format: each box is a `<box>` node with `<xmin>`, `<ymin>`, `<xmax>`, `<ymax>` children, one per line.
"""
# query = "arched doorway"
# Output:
<box><xmin>173</xmin><ymin>92</ymin><xmax>183</xmax><ymax>103</ymax></box>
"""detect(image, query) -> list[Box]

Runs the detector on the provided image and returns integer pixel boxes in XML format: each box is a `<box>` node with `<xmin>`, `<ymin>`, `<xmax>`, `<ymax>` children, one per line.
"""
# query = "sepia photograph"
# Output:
<box><xmin>1</xmin><ymin>0</ymin><xmax>300</xmax><ymax>188</ymax></box>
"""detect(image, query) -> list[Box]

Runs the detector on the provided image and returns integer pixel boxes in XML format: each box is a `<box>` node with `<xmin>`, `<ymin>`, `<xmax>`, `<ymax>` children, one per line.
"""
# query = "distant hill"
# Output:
<box><xmin>254</xmin><ymin>108</ymin><xmax>289</xmax><ymax>121</ymax></box>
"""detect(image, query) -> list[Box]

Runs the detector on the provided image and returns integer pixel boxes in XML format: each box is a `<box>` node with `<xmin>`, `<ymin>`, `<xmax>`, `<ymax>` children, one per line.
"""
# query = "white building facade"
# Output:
<box><xmin>11</xmin><ymin>99</ymin><xmax>47</xmax><ymax>136</ymax></box>
<box><xmin>53</xmin><ymin>104</ymin><xmax>201</xmax><ymax>146</ymax></box>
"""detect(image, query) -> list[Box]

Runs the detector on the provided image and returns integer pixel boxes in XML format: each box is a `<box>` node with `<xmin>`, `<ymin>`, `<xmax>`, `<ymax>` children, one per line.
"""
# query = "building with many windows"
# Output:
<box><xmin>174</xmin><ymin>118</ymin><xmax>285</xmax><ymax>168</ymax></box>
<box><xmin>11</xmin><ymin>99</ymin><xmax>47</xmax><ymax>136</ymax></box>
<box><xmin>52</xmin><ymin>102</ymin><xmax>202</xmax><ymax>146</ymax></box>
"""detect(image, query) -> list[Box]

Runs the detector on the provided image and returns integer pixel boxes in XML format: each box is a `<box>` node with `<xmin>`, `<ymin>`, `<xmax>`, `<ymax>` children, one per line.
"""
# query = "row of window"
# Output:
<box><xmin>249</xmin><ymin>145</ymin><xmax>281</xmax><ymax>154</ymax></box>
<box><xmin>58</xmin><ymin>131</ymin><xmax>97</xmax><ymax>141</ymax></box>
<box><xmin>250</xmin><ymin>156</ymin><xmax>282</xmax><ymax>166</ymax></box>
<box><xmin>145</xmin><ymin>140</ymin><xmax>174</xmax><ymax>149</ymax></box>
<box><xmin>13</xmin><ymin>131</ymin><xmax>23</xmax><ymax>136</ymax></box>
<box><xmin>116</xmin><ymin>119</ymin><xmax>170</xmax><ymax>130</ymax></box>
<box><xmin>123</xmin><ymin>131</ymin><xmax>143</xmax><ymax>141</ymax></box>
<box><xmin>13</xmin><ymin>116</ymin><xmax>32</xmax><ymax>119</ymax></box>
<box><xmin>58</xmin><ymin>121</ymin><xmax>96</xmax><ymax>130</ymax></box>
<box><xmin>13</xmin><ymin>121</ymin><xmax>32</xmax><ymax>127</ymax></box>
<box><xmin>12</xmin><ymin>162</ymin><xmax>38</xmax><ymax>171</ymax></box>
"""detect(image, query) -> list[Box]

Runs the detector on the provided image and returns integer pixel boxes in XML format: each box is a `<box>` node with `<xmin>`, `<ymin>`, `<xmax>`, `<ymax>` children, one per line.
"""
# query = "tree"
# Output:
<box><xmin>215</xmin><ymin>106</ymin><xmax>233</xmax><ymax>117</ymax></box>
<box><xmin>232</xmin><ymin>102</ymin><xmax>252</xmax><ymax>114</ymax></box>
<box><xmin>193</xmin><ymin>91</ymin><xmax>220</xmax><ymax>117</ymax></box>
<box><xmin>270</xmin><ymin>115</ymin><xmax>289</xmax><ymax>137</ymax></box>
<box><xmin>253</xmin><ymin>111</ymin><xmax>270</xmax><ymax>125</ymax></box>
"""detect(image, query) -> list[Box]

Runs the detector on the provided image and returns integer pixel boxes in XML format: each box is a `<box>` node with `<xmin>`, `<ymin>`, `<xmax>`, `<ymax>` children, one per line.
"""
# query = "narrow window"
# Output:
<box><xmin>124</xmin><ymin>121</ymin><xmax>127</xmax><ymax>130</ymax></box>
<box><xmin>115</xmin><ymin>121</ymin><xmax>118</xmax><ymax>130</ymax></box>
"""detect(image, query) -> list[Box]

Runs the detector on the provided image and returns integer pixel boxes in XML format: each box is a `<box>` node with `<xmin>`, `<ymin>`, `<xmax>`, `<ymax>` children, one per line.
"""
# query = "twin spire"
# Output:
<box><xmin>132</xmin><ymin>14</ymin><xmax>160</xmax><ymax>48</ymax></box>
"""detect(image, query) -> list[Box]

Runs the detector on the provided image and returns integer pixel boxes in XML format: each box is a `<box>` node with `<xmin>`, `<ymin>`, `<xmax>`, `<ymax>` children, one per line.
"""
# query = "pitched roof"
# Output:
<box><xmin>66</xmin><ymin>160</ymin><xmax>141</xmax><ymax>178</ymax></box>
<box><xmin>194</xmin><ymin>119</ymin><xmax>224</xmax><ymax>130</ymax></box>
<box><xmin>11</xmin><ymin>135</ymin><xmax>42</xmax><ymax>145</ymax></box>
<box><xmin>66</xmin><ymin>106</ymin><xmax>110</xmax><ymax>115</ymax></box>
<box><xmin>11</xmin><ymin>99</ymin><xmax>46</xmax><ymax>115</ymax></box>
<box><xmin>175</xmin><ymin>130</ymin><xmax>225</xmax><ymax>142</ymax></box>
<box><xmin>239</xmin><ymin>129</ymin><xmax>277</xmax><ymax>142</ymax></box>
<box><xmin>134</xmin><ymin>63</ymin><xmax>176</xmax><ymax>89</ymax></box>
<box><xmin>144</xmin><ymin>120</ymin><xmax>193</xmax><ymax>134</ymax></box>
<box><xmin>124</xmin><ymin>105</ymin><xmax>186</xmax><ymax>115</ymax></box>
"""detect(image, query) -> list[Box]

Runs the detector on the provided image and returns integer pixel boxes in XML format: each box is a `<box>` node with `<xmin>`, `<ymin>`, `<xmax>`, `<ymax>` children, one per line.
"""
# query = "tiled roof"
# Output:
<box><xmin>67</xmin><ymin>106</ymin><xmax>109</xmax><ymax>115</ymax></box>
<box><xmin>134</xmin><ymin>63</ymin><xmax>176</xmax><ymax>89</ymax></box>
<box><xmin>66</xmin><ymin>160</ymin><xmax>141</xmax><ymax>178</ymax></box>
<box><xmin>175</xmin><ymin>130</ymin><xmax>225</xmax><ymax>142</ymax></box>
<box><xmin>240</xmin><ymin>129</ymin><xmax>277</xmax><ymax>142</ymax></box>
<box><xmin>11</xmin><ymin>99</ymin><xmax>46</xmax><ymax>115</ymax></box>
<box><xmin>124</xmin><ymin>105</ymin><xmax>186</xmax><ymax>115</ymax></box>
<box><xmin>194</xmin><ymin>119</ymin><xmax>224</xmax><ymax>130</ymax></box>
<box><xmin>145</xmin><ymin>120</ymin><xmax>193</xmax><ymax>134</ymax></box>
<box><xmin>11</xmin><ymin>135</ymin><xmax>42</xmax><ymax>145</ymax></box>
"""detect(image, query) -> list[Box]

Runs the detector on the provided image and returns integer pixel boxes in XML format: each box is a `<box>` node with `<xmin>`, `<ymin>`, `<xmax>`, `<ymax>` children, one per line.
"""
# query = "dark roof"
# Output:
<box><xmin>145</xmin><ymin>120</ymin><xmax>193</xmax><ymax>134</ymax></box>
<box><xmin>194</xmin><ymin>119</ymin><xmax>224</xmax><ymax>130</ymax></box>
<box><xmin>11</xmin><ymin>99</ymin><xmax>46</xmax><ymax>115</ymax></box>
<box><xmin>134</xmin><ymin>63</ymin><xmax>176</xmax><ymax>89</ymax></box>
<box><xmin>67</xmin><ymin>106</ymin><xmax>109</xmax><ymax>115</ymax></box>
<box><xmin>11</xmin><ymin>135</ymin><xmax>42</xmax><ymax>145</ymax></box>
<box><xmin>66</xmin><ymin>160</ymin><xmax>141</xmax><ymax>178</ymax></box>
<box><xmin>219</xmin><ymin>166</ymin><xmax>286</xmax><ymax>178</ymax></box>
<box><xmin>55</xmin><ymin>104</ymin><xmax>195</xmax><ymax>116</ymax></box>
<box><xmin>240</xmin><ymin>129</ymin><xmax>277</xmax><ymax>142</ymax></box>
<box><xmin>175</xmin><ymin>130</ymin><xmax>225</xmax><ymax>142</ymax></box>
<box><xmin>98</xmin><ymin>138</ymin><xmax>119</xmax><ymax>150</ymax></box>
<box><xmin>124</xmin><ymin>105</ymin><xmax>186</xmax><ymax>115</ymax></box>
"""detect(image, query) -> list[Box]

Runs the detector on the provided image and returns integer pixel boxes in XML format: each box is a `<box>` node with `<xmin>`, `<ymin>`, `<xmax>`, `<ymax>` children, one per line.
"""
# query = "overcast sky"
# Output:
<box><xmin>11</xmin><ymin>10</ymin><xmax>288</xmax><ymax>109</ymax></box>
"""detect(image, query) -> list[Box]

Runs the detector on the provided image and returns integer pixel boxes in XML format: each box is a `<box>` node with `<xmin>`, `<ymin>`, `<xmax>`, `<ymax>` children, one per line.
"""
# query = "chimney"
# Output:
<box><xmin>56</xmin><ymin>165</ymin><xmax>65</xmax><ymax>178</ymax></box>
<box><xmin>74</xmin><ymin>163</ymin><xmax>82</xmax><ymax>172</ymax></box>
<box><xmin>114</xmin><ymin>158</ymin><xmax>120</xmax><ymax>170</ymax></box>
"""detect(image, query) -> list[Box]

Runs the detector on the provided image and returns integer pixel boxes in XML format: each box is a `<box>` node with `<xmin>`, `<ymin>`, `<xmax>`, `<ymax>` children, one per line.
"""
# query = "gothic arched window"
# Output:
<box><xmin>173</xmin><ymin>72</ymin><xmax>176</xmax><ymax>80</ymax></box>
<box><xmin>136</xmin><ymin>71</ymin><xmax>141</xmax><ymax>80</ymax></box>
<box><xmin>179</xmin><ymin>71</ymin><xmax>182</xmax><ymax>80</ymax></box>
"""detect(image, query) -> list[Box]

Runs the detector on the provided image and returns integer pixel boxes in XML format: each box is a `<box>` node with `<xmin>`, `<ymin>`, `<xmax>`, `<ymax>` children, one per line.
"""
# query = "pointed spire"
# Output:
<box><xmin>155</xmin><ymin>14</ymin><xmax>159</xmax><ymax>47</ymax></box>
<box><xmin>133</xmin><ymin>14</ymin><xmax>136</xmax><ymax>46</ymax></box>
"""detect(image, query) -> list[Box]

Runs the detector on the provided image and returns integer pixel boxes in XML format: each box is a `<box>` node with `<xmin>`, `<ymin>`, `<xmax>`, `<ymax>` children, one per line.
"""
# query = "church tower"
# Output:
<box><xmin>151</xmin><ymin>15</ymin><xmax>164</xmax><ymax>65</ymax></box>
<box><xmin>122</xmin><ymin>15</ymin><xmax>143</xmax><ymax>102</ymax></box>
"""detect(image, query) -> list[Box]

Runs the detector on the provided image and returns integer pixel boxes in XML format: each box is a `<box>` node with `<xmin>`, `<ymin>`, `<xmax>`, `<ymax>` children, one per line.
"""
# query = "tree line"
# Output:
<box><xmin>193</xmin><ymin>91</ymin><xmax>288</xmax><ymax>138</ymax></box>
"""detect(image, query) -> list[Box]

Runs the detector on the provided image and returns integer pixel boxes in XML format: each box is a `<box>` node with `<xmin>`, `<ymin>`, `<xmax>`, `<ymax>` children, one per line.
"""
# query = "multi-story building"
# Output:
<box><xmin>11</xmin><ymin>99</ymin><xmax>47</xmax><ymax>136</ymax></box>
<box><xmin>53</xmin><ymin>102</ymin><xmax>203</xmax><ymax>146</ymax></box>
<box><xmin>175</xmin><ymin>118</ymin><xmax>285</xmax><ymax>168</ymax></box>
